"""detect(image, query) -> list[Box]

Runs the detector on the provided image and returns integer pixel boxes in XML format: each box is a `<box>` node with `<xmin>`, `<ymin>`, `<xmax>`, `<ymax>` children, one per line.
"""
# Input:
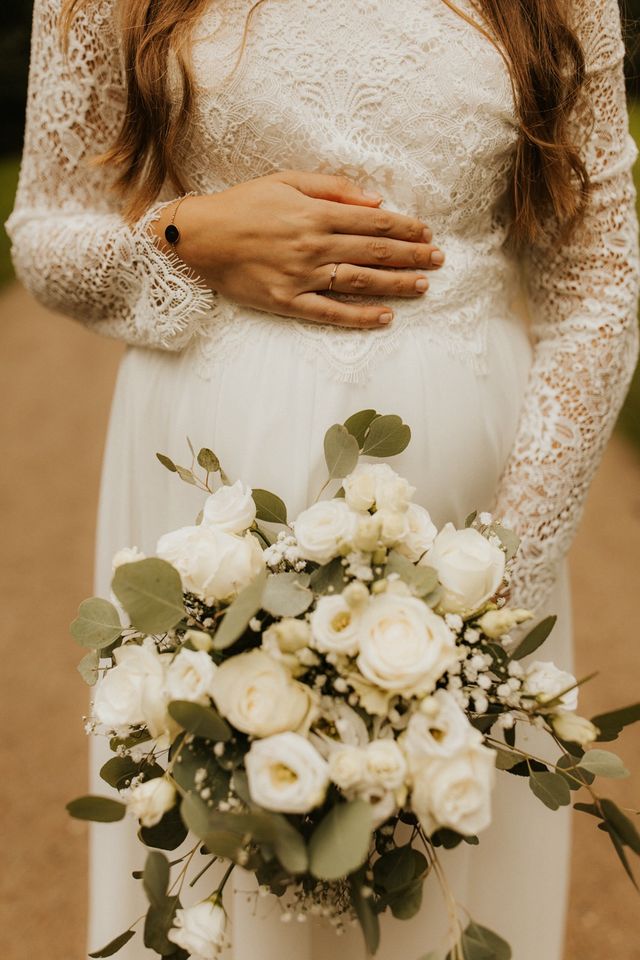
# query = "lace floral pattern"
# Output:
<box><xmin>6</xmin><ymin>0</ymin><xmax>639</xmax><ymax>611</ymax></box>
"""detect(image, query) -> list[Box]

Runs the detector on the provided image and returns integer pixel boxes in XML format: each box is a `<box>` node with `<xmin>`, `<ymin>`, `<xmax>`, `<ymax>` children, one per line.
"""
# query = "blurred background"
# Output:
<box><xmin>1</xmin><ymin>3</ymin><xmax>639</xmax><ymax>959</ymax></box>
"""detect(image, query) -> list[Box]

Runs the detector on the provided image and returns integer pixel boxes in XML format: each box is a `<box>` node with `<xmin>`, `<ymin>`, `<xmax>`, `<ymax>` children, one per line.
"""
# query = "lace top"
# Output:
<box><xmin>6</xmin><ymin>0</ymin><xmax>639</xmax><ymax>612</ymax></box>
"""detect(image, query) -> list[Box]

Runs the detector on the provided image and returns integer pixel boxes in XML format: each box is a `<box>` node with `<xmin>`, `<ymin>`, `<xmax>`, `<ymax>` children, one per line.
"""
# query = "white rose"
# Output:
<box><xmin>476</xmin><ymin>608</ymin><xmax>533</xmax><ymax>639</ymax></box>
<box><xmin>411</xmin><ymin>744</ymin><xmax>496</xmax><ymax>836</ymax></box>
<box><xmin>202</xmin><ymin>480</ymin><xmax>256</xmax><ymax>533</ymax></box>
<box><xmin>364</xmin><ymin>739</ymin><xmax>407</xmax><ymax>791</ymax></box>
<box><xmin>357</xmin><ymin>594</ymin><xmax>457</xmax><ymax>697</ymax></box>
<box><xmin>523</xmin><ymin>660</ymin><xmax>578</xmax><ymax>713</ymax></box>
<box><xmin>293</xmin><ymin>499</ymin><xmax>358</xmax><ymax>564</ymax></box>
<box><xmin>328</xmin><ymin>745</ymin><xmax>368</xmax><ymax>792</ymax></box>
<box><xmin>166</xmin><ymin>649</ymin><xmax>217</xmax><ymax>705</ymax></box>
<box><xmin>93</xmin><ymin>640</ymin><xmax>167</xmax><ymax>731</ymax></box>
<box><xmin>423</xmin><ymin>523</ymin><xmax>505</xmax><ymax>615</ymax></box>
<box><xmin>168</xmin><ymin>901</ymin><xmax>226</xmax><ymax>960</ymax></box>
<box><xmin>128</xmin><ymin>777</ymin><xmax>176</xmax><ymax>827</ymax></box>
<box><xmin>262</xmin><ymin>618</ymin><xmax>312</xmax><ymax>673</ymax></box>
<box><xmin>551</xmin><ymin>712</ymin><xmax>599</xmax><ymax>746</ymax></box>
<box><xmin>310</xmin><ymin>595</ymin><xmax>362</xmax><ymax>657</ymax></box>
<box><xmin>343</xmin><ymin>463</ymin><xmax>414</xmax><ymax>513</ymax></box>
<box><xmin>157</xmin><ymin>525</ymin><xmax>264</xmax><ymax>604</ymax></box>
<box><xmin>352</xmin><ymin>514</ymin><xmax>381</xmax><ymax>553</ymax></box>
<box><xmin>402</xmin><ymin>690</ymin><xmax>481</xmax><ymax>768</ymax></box>
<box><xmin>112</xmin><ymin>546</ymin><xmax>146</xmax><ymax>570</ymax></box>
<box><xmin>210</xmin><ymin>650</ymin><xmax>313</xmax><ymax>737</ymax></box>
<box><xmin>246</xmin><ymin>732</ymin><xmax>329</xmax><ymax>813</ymax></box>
<box><xmin>364</xmin><ymin>788</ymin><xmax>398</xmax><ymax>829</ymax></box>
<box><xmin>394</xmin><ymin>504</ymin><xmax>438</xmax><ymax>563</ymax></box>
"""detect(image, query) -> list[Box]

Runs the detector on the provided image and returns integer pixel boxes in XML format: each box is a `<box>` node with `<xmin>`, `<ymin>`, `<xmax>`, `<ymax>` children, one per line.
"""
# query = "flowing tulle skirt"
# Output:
<box><xmin>88</xmin><ymin>312</ymin><xmax>572</xmax><ymax>960</ymax></box>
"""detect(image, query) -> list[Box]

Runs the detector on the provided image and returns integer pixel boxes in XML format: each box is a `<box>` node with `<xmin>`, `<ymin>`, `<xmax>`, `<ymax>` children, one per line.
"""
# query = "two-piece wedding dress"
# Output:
<box><xmin>7</xmin><ymin>0</ymin><xmax>639</xmax><ymax>957</ymax></box>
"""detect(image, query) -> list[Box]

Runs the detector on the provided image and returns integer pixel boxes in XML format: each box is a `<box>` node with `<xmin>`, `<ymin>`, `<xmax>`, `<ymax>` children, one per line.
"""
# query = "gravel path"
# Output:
<box><xmin>1</xmin><ymin>282</ymin><xmax>638</xmax><ymax>959</ymax></box>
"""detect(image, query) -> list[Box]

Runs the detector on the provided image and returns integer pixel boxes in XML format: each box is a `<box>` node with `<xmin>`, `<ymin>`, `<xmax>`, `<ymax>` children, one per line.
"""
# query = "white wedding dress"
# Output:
<box><xmin>7</xmin><ymin>0</ymin><xmax>639</xmax><ymax>957</ymax></box>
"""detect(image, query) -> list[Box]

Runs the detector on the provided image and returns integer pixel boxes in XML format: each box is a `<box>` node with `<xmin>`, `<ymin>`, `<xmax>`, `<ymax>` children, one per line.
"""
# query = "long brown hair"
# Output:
<box><xmin>62</xmin><ymin>0</ymin><xmax>593</xmax><ymax>246</ymax></box>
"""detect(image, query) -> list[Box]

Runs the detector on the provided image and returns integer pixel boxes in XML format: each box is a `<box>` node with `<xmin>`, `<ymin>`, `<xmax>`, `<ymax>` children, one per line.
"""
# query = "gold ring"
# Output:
<box><xmin>327</xmin><ymin>262</ymin><xmax>340</xmax><ymax>292</ymax></box>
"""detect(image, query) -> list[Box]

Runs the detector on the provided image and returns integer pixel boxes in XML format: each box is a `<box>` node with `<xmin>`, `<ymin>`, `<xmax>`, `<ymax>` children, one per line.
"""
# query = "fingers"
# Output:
<box><xmin>272</xmin><ymin>169</ymin><xmax>384</xmax><ymax>207</ymax></box>
<box><xmin>290</xmin><ymin>292</ymin><xmax>394</xmax><ymax>329</ymax></box>
<box><xmin>317</xmin><ymin>263</ymin><xmax>430</xmax><ymax>298</ymax></box>
<box><xmin>320</xmin><ymin>200</ymin><xmax>433</xmax><ymax>244</ymax></box>
<box><xmin>327</xmin><ymin>234</ymin><xmax>446</xmax><ymax>270</ymax></box>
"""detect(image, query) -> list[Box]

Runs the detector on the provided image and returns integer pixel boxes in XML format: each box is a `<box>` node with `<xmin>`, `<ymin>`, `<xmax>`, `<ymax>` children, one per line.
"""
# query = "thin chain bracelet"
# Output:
<box><xmin>164</xmin><ymin>195</ymin><xmax>189</xmax><ymax>246</ymax></box>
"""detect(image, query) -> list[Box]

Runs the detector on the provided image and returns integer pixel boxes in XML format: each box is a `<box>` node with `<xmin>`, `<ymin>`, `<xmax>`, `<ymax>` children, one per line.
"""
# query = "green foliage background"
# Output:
<box><xmin>0</xmin><ymin>1</ymin><xmax>639</xmax><ymax>443</ymax></box>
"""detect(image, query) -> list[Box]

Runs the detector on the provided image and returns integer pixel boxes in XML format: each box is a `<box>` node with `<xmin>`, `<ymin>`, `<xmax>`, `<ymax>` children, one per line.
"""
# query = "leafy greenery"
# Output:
<box><xmin>66</xmin><ymin>795</ymin><xmax>127</xmax><ymax>823</ymax></box>
<box><xmin>112</xmin><ymin>558</ymin><xmax>185</xmax><ymax>634</ymax></box>
<box><xmin>167</xmin><ymin>700</ymin><xmax>232</xmax><ymax>742</ymax></box>
<box><xmin>308</xmin><ymin>799</ymin><xmax>373</xmax><ymax>880</ymax></box>
<box><xmin>0</xmin><ymin>156</ymin><xmax>20</xmax><ymax>288</ymax></box>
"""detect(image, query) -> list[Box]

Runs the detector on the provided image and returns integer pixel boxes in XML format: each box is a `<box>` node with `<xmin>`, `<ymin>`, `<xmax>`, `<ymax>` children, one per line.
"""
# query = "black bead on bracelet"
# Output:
<box><xmin>164</xmin><ymin>196</ymin><xmax>188</xmax><ymax>246</ymax></box>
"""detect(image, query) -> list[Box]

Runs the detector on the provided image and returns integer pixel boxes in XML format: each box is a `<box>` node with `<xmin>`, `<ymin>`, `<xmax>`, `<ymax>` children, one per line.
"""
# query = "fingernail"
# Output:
<box><xmin>422</xmin><ymin>227</ymin><xmax>432</xmax><ymax>243</ymax></box>
<box><xmin>379</xmin><ymin>312</ymin><xmax>394</xmax><ymax>324</ymax></box>
<box><xmin>364</xmin><ymin>190</ymin><xmax>383</xmax><ymax>201</ymax></box>
<box><xmin>430</xmin><ymin>250</ymin><xmax>445</xmax><ymax>265</ymax></box>
<box><xmin>415</xmin><ymin>278</ymin><xmax>429</xmax><ymax>292</ymax></box>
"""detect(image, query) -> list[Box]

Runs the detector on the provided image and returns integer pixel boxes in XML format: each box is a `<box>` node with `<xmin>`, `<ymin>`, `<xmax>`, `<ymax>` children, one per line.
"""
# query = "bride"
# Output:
<box><xmin>7</xmin><ymin>0</ymin><xmax>639</xmax><ymax>957</ymax></box>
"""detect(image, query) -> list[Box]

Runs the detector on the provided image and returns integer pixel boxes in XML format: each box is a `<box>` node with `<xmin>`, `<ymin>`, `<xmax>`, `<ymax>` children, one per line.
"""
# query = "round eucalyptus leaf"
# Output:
<box><xmin>309</xmin><ymin>799</ymin><xmax>373</xmax><ymax>880</ymax></box>
<box><xmin>252</xmin><ymin>488</ymin><xmax>288</xmax><ymax>525</ymax></box>
<box><xmin>143</xmin><ymin>851</ymin><xmax>170</xmax><ymax>909</ymax></box>
<box><xmin>324</xmin><ymin>423</ymin><xmax>360</xmax><ymax>479</ymax></box>
<box><xmin>343</xmin><ymin>409</ymin><xmax>378</xmax><ymax>447</ymax></box>
<box><xmin>361</xmin><ymin>414</ymin><xmax>411</xmax><ymax>457</ymax></box>
<box><xmin>213</xmin><ymin>568</ymin><xmax>267</xmax><ymax>649</ymax></box>
<box><xmin>66</xmin><ymin>795</ymin><xmax>127</xmax><ymax>822</ymax></box>
<box><xmin>528</xmin><ymin>770</ymin><xmax>571</xmax><ymax>810</ymax></box>
<box><xmin>70</xmin><ymin>597</ymin><xmax>122</xmax><ymax>649</ymax></box>
<box><xmin>168</xmin><ymin>700</ymin><xmax>232</xmax><ymax>742</ymax></box>
<box><xmin>112</xmin><ymin>558</ymin><xmax>185</xmax><ymax>634</ymax></box>
<box><xmin>579</xmin><ymin>749</ymin><xmax>630</xmax><ymax>780</ymax></box>
<box><xmin>262</xmin><ymin>571</ymin><xmax>313</xmax><ymax>617</ymax></box>
<box><xmin>197</xmin><ymin>447</ymin><xmax>220</xmax><ymax>472</ymax></box>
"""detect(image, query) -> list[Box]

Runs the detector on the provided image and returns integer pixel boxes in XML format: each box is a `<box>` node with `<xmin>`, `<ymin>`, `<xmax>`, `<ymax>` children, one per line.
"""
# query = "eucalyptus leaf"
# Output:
<box><xmin>143</xmin><ymin>851</ymin><xmax>170</xmax><ymax>909</ymax></box>
<box><xmin>361</xmin><ymin>414</ymin><xmax>411</xmax><ymax>457</ymax></box>
<box><xmin>488</xmin><ymin>523</ymin><xmax>520</xmax><ymax>561</ymax></box>
<box><xmin>309</xmin><ymin>800</ymin><xmax>373</xmax><ymax>880</ymax></box>
<box><xmin>139</xmin><ymin>805</ymin><xmax>189</xmax><ymax>851</ymax></box>
<box><xmin>600</xmin><ymin>822</ymin><xmax>639</xmax><ymax>889</ymax></box>
<box><xmin>88</xmin><ymin>930</ymin><xmax>136</xmax><ymax>958</ymax></box>
<box><xmin>252</xmin><ymin>488</ymin><xmax>288</xmax><ymax>525</ymax></box>
<box><xmin>77</xmin><ymin>649</ymin><xmax>100</xmax><ymax>685</ymax></box>
<box><xmin>324</xmin><ymin>423</ymin><xmax>360</xmax><ymax>479</ymax></box>
<box><xmin>373</xmin><ymin>845</ymin><xmax>415</xmax><ymax>892</ymax></box>
<box><xmin>494</xmin><ymin>748</ymin><xmax>522</xmax><ymax>771</ymax></box>
<box><xmin>197</xmin><ymin>448</ymin><xmax>220</xmax><ymax>472</ymax></box>
<box><xmin>555</xmin><ymin>753</ymin><xmax>595</xmax><ymax>791</ymax></box>
<box><xmin>591</xmin><ymin>702</ymin><xmax>640</xmax><ymax>742</ymax></box>
<box><xmin>309</xmin><ymin>556</ymin><xmax>348</xmax><ymax>594</ymax></box>
<box><xmin>212</xmin><ymin>568</ymin><xmax>267</xmax><ymax>650</ymax></box>
<box><xmin>112</xmin><ymin>558</ymin><xmax>185</xmax><ymax>634</ymax></box>
<box><xmin>263</xmin><ymin>571</ymin><xmax>313</xmax><ymax>617</ymax></box>
<box><xmin>143</xmin><ymin>895</ymin><xmax>180</xmax><ymax>953</ymax></box>
<box><xmin>579</xmin><ymin>749</ymin><xmax>630</xmax><ymax>780</ymax></box>
<box><xmin>156</xmin><ymin>453</ymin><xmax>177</xmax><ymax>473</ymax></box>
<box><xmin>385</xmin><ymin>550</ymin><xmax>438</xmax><ymax>597</ymax></box>
<box><xmin>71</xmin><ymin>597</ymin><xmax>122</xmax><ymax>649</ymax></box>
<box><xmin>66</xmin><ymin>795</ymin><xmax>127</xmax><ymax>823</ymax></box>
<box><xmin>175</xmin><ymin>465</ymin><xmax>198</xmax><ymax>486</ymax></box>
<box><xmin>459</xmin><ymin>921</ymin><xmax>512</xmax><ymax>960</ymax></box>
<box><xmin>510</xmin><ymin>615</ymin><xmax>557</xmax><ymax>661</ymax></box>
<box><xmin>528</xmin><ymin>770</ymin><xmax>571</xmax><ymax>810</ymax></box>
<box><xmin>389</xmin><ymin>878</ymin><xmax>423</xmax><ymax>919</ymax></box>
<box><xmin>343</xmin><ymin>409</ymin><xmax>379</xmax><ymax>448</ymax></box>
<box><xmin>349</xmin><ymin>869</ymin><xmax>381</xmax><ymax>956</ymax></box>
<box><xmin>464</xmin><ymin>510</ymin><xmax>478</xmax><ymax>528</ymax></box>
<box><xmin>100</xmin><ymin>756</ymin><xmax>163</xmax><ymax>791</ymax></box>
<box><xmin>168</xmin><ymin>700</ymin><xmax>232</xmax><ymax>742</ymax></box>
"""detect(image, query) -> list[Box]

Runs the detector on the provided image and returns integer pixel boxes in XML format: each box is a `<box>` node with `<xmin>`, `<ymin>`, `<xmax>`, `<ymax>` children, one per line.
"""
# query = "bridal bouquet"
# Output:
<box><xmin>69</xmin><ymin>410</ymin><xmax>640</xmax><ymax>960</ymax></box>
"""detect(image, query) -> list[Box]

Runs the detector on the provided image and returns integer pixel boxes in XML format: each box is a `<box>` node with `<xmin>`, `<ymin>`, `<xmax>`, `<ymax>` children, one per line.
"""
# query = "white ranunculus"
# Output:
<box><xmin>210</xmin><ymin>650</ymin><xmax>313</xmax><ymax>737</ymax></box>
<box><xmin>411</xmin><ymin>743</ymin><xmax>496</xmax><ymax>836</ymax></box>
<box><xmin>523</xmin><ymin>660</ymin><xmax>578</xmax><ymax>712</ymax></box>
<box><xmin>112</xmin><ymin>546</ymin><xmax>146</xmax><ymax>570</ymax></box>
<box><xmin>168</xmin><ymin>901</ymin><xmax>226</xmax><ymax>960</ymax></box>
<box><xmin>394</xmin><ymin>503</ymin><xmax>438</xmax><ymax>562</ymax></box>
<box><xmin>310</xmin><ymin>595</ymin><xmax>362</xmax><ymax>657</ymax></box>
<box><xmin>551</xmin><ymin>712</ymin><xmax>599</xmax><ymax>746</ymax></box>
<box><xmin>246</xmin><ymin>732</ymin><xmax>329</xmax><ymax>813</ymax></box>
<box><xmin>157</xmin><ymin>525</ymin><xmax>265</xmax><ymax>604</ymax></box>
<box><xmin>202</xmin><ymin>480</ymin><xmax>256</xmax><ymax>534</ymax></box>
<box><xmin>476</xmin><ymin>608</ymin><xmax>533</xmax><ymax>639</ymax></box>
<box><xmin>343</xmin><ymin>463</ymin><xmax>414</xmax><ymax>513</ymax></box>
<box><xmin>328</xmin><ymin>745</ymin><xmax>368</xmax><ymax>792</ymax></box>
<box><xmin>356</xmin><ymin>594</ymin><xmax>457</xmax><ymax>697</ymax></box>
<box><xmin>93</xmin><ymin>640</ymin><xmax>167</xmax><ymax>731</ymax></box>
<box><xmin>423</xmin><ymin>523</ymin><xmax>505</xmax><ymax>615</ymax></box>
<box><xmin>166</xmin><ymin>648</ymin><xmax>217</xmax><ymax>705</ymax></box>
<box><xmin>293</xmin><ymin>499</ymin><xmax>358</xmax><ymax>564</ymax></box>
<box><xmin>376</xmin><ymin>508</ymin><xmax>410</xmax><ymax>546</ymax></box>
<box><xmin>402</xmin><ymin>690</ymin><xmax>481</xmax><ymax>767</ymax></box>
<box><xmin>364</xmin><ymin>739</ymin><xmax>407</xmax><ymax>791</ymax></box>
<box><xmin>128</xmin><ymin>777</ymin><xmax>176</xmax><ymax>827</ymax></box>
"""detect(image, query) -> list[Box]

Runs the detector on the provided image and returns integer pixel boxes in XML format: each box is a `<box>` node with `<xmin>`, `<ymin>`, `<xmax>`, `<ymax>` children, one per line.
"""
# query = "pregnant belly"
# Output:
<box><xmin>110</xmin><ymin>313</ymin><xmax>532</xmax><ymax>535</ymax></box>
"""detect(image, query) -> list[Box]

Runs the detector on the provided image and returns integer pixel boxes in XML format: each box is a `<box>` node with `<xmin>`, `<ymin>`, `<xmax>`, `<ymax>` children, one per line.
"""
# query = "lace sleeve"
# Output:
<box><xmin>5</xmin><ymin>0</ymin><xmax>214</xmax><ymax>350</ymax></box>
<box><xmin>493</xmin><ymin>0</ymin><xmax>640</xmax><ymax>612</ymax></box>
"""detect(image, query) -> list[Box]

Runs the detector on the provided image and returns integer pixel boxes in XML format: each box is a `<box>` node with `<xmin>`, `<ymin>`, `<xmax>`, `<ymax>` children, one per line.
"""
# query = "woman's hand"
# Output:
<box><xmin>152</xmin><ymin>170</ymin><xmax>445</xmax><ymax>329</ymax></box>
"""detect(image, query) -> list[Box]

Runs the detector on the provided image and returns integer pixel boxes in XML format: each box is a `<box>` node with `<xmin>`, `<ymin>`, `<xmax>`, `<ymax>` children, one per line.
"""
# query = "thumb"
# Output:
<box><xmin>273</xmin><ymin>169</ymin><xmax>383</xmax><ymax>206</ymax></box>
